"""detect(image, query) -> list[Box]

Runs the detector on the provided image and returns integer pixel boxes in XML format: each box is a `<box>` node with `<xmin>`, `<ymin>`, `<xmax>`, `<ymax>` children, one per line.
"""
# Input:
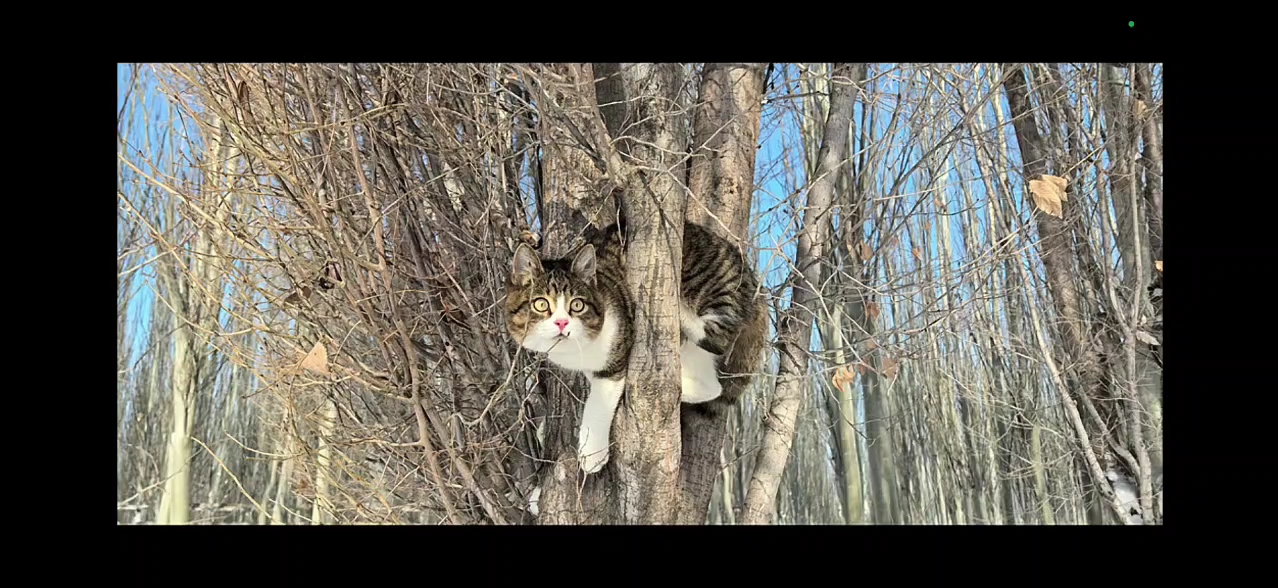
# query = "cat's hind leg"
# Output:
<box><xmin>680</xmin><ymin>339</ymin><xmax>722</xmax><ymax>403</ymax></box>
<box><xmin>678</xmin><ymin>302</ymin><xmax>726</xmax><ymax>404</ymax></box>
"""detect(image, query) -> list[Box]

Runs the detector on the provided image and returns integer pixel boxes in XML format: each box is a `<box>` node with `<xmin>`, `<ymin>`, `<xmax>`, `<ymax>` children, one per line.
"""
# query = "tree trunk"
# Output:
<box><xmin>684</xmin><ymin>63</ymin><xmax>766</xmax><ymax>236</ymax></box>
<box><xmin>1001</xmin><ymin>64</ymin><xmax>1132</xmax><ymax>523</ymax></box>
<box><xmin>311</xmin><ymin>397</ymin><xmax>337</xmax><ymax>524</ymax></box>
<box><xmin>862</xmin><ymin>325</ymin><xmax>898</xmax><ymax>524</ymax></box>
<box><xmin>156</xmin><ymin>318</ymin><xmax>196</xmax><ymax>525</ymax></box>
<box><xmin>1131</xmin><ymin>62</ymin><xmax>1164</xmax><ymax>499</ymax></box>
<box><xmin>823</xmin><ymin>63</ymin><xmax>869</xmax><ymax>526</ymax></box>
<box><xmin>1100</xmin><ymin>65</ymin><xmax>1148</xmax><ymax>287</ymax></box>
<box><xmin>678</xmin><ymin>63</ymin><xmax>768</xmax><ymax>525</ymax></box>
<box><xmin>831</xmin><ymin>63</ymin><xmax>897</xmax><ymax>526</ymax></box>
<box><xmin>605</xmin><ymin>63</ymin><xmax>689</xmax><ymax>524</ymax></box>
<box><xmin>153</xmin><ymin>114</ymin><xmax>237</xmax><ymax>525</ymax></box>
<box><xmin>829</xmin><ymin>308</ymin><xmax>864</xmax><ymax>524</ymax></box>
<box><xmin>536</xmin><ymin>63</ymin><xmax>691</xmax><ymax>524</ymax></box>
<box><xmin>1029</xmin><ymin>424</ymin><xmax>1055</xmax><ymax>524</ymax></box>
<box><xmin>531</xmin><ymin>64</ymin><xmax>617</xmax><ymax>525</ymax></box>
<box><xmin>270</xmin><ymin>427</ymin><xmax>295</xmax><ymax>525</ymax></box>
<box><xmin>741</xmin><ymin>63</ymin><xmax>857</xmax><ymax>524</ymax></box>
<box><xmin>258</xmin><ymin>450</ymin><xmax>278</xmax><ymax>525</ymax></box>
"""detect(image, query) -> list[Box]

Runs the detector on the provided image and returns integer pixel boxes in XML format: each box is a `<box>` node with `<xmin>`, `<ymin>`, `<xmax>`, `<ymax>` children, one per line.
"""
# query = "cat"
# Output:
<box><xmin>506</xmin><ymin>220</ymin><xmax>767</xmax><ymax>474</ymax></box>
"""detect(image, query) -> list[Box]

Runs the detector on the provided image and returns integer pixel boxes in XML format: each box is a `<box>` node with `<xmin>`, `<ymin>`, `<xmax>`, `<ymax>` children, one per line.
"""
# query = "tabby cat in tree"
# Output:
<box><xmin>506</xmin><ymin>220</ymin><xmax>767</xmax><ymax>474</ymax></box>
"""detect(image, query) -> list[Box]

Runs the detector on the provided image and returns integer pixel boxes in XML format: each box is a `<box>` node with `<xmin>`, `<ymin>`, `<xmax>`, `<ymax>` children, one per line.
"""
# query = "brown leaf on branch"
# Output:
<box><xmin>883</xmin><ymin>357</ymin><xmax>900</xmax><ymax>380</ymax></box>
<box><xmin>831</xmin><ymin>366</ymin><xmax>857</xmax><ymax>390</ymax></box>
<box><xmin>300</xmin><ymin>341</ymin><xmax>330</xmax><ymax>376</ymax></box>
<box><xmin>1043</xmin><ymin>174</ymin><xmax>1068</xmax><ymax>198</ymax></box>
<box><xmin>859</xmin><ymin>241</ymin><xmax>873</xmax><ymax>261</ymax></box>
<box><xmin>1028</xmin><ymin>175</ymin><xmax>1068</xmax><ymax>217</ymax></box>
<box><xmin>865</xmin><ymin>300</ymin><xmax>880</xmax><ymax>322</ymax></box>
<box><xmin>282</xmin><ymin>286</ymin><xmax>313</xmax><ymax>306</ymax></box>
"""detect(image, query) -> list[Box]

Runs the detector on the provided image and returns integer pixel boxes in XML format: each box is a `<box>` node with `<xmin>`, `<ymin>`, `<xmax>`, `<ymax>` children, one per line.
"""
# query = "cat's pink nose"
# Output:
<box><xmin>554</xmin><ymin>318</ymin><xmax>570</xmax><ymax>332</ymax></box>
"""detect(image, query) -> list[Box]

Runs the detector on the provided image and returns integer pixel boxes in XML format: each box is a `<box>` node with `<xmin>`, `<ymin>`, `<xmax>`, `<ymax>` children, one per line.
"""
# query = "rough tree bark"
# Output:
<box><xmin>1132</xmin><ymin>64</ymin><xmax>1163</xmax><ymax>512</ymax></box>
<box><xmin>741</xmin><ymin>63</ymin><xmax>858</xmax><ymax>524</ymax></box>
<box><xmin>1133</xmin><ymin>65</ymin><xmax>1163</xmax><ymax>268</ymax></box>
<box><xmin>1001</xmin><ymin>64</ymin><xmax>1133</xmax><ymax>523</ymax></box>
<box><xmin>535</xmin><ymin>63</ymin><xmax>689</xmax><ymax>524</ymax></box>
<box><xmin>684</xmin><ymin>63</ymin><xmax>766</xmax><ymax>236</ymax></box>
<box><xmin>595</xmin><ymin>63</ymin><xmax>689</xmax><ymax>524</ymax></box>
<box><xmin>531</xmin><ymin>64</ymin><xmax>617</xmax><ymax>525</ymax></box>
<box><xmin>677</xmin><ymin>63</ymin><xmax>768</xmax><ymax>525</ymax></box>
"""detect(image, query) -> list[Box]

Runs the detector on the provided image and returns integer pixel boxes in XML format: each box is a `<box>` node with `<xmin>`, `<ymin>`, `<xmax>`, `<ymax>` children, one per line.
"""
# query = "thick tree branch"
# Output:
<box><xmin>741</xmin><ymin>63</ymin><xmax>857</xmax><ymax>524</ymax></box>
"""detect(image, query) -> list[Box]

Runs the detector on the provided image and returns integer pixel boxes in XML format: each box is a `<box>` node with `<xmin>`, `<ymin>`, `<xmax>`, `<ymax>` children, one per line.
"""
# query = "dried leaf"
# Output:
<box><xmin>912</xmin><ymin>247</ymin><xmax>923</xmax><ymax>262</ymax></box>
<box><xmin>865</xmin><ymin>300</ymin><xmax>880</xmax><ymax>322</ymax></box>
<box><xmin>865</xmin><ymin>338</ymin><xmax>879</xmax><ymax>351</ymax></box>
<box><xmin>1043</xmin><ymin>174</ymin><xmax>1069</xmax><ymax>200</ymax></box>
<box><xmin>301</xmin><ymin>341</ymin><xmax>330</xmax><ymax>376</ymax></box>
<box><xmin>883</xmin><ymin>357</ymin><xmax>901</xmax><ymax>379</ymax></box>
<box><xmin>1134</xmin><ymin>99</ymin><xmax>1147</xmax><ymax>118</ymax></box>
<box><xmin>831</xmin><ymin>366</ymin><xmax>857</xmax><ymax>390</ymax></box>
<box><xmin>933</xmin><ymin>196</ymin><xmax>945</xmax><ymax>209</ymax></box>
<box><xmin>859</xmin><ymin>242</ymin><xmax>873</xmax><ymax>261</ymax></box>
<box><xmin>1155</xmin><ymin>260</ymin><xmax>1163</xmax><ymax>272</ymax></box>
<box><xmin>1135</xmin><ymin>330</ymin><xmax>1160</xmax><ymax>346</ymax></box>
<box><xmin>282</xmin><ymin>286</ymin><xmax>313</xmax><ymax>306</ymax></box>
<box><xmin>1028</xmin><ymin>177</ymin><xmax>1066</xmax><ymax>217</ymax></box>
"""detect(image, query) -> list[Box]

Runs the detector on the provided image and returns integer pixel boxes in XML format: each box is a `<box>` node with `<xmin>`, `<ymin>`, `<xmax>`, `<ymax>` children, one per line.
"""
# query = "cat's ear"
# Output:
<box><xmin>571</xmin><ymin>244</ymin><xmax>596</xmax><ymax>282</ymax></box>
<box><xmin>512</xmin><ymin>244</ymin><xmax>543</xmax><ymax>284</ymax></box>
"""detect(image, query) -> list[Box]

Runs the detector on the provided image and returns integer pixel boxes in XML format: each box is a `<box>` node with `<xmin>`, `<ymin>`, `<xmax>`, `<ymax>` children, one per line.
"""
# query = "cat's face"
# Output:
<box><xmin>506</xmin><ymin>243</ymin><xmax>606</xmax><ymax>352</ymax></box>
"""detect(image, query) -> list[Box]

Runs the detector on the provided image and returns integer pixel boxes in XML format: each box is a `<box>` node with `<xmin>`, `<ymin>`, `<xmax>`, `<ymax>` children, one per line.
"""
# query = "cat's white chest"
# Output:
<box><xmin>546</xmin><ymin>312</ymin><xmax>619</xmax><ymax>373</ymax></box>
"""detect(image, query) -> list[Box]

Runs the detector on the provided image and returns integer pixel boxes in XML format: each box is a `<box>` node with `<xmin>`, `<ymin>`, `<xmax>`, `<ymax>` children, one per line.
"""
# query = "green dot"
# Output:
<box><xmin>1128</xmin><ymin>21</ymin><xmax>1134</xmax><ymax>27</ymax></box>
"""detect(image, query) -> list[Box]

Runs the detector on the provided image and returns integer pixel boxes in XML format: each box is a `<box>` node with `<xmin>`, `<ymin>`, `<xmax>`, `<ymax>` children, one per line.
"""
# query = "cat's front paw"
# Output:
<box><xmin>577</xmin><ymin>432</ymin><xmax>610</xmax><ymax>474</ymax></box>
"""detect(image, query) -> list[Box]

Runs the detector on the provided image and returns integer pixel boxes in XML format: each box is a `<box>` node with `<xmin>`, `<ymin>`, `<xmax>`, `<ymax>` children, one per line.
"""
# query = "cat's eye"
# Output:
<box><xmin>531</xmin><ymin>298</ymin><xmax>550</xmax><ymax>312</ymax></box>
<box><xmin>569</xmin><ymin>298</ymin><xmax>585</xmax><ymax>313</ymax></box>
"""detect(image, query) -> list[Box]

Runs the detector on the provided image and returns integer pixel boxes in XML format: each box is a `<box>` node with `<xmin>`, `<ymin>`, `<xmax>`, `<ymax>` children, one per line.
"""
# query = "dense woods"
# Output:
<box><xmin>117</xmin><ymin>62</ymin><xmax>1162</xmax><ymax>524</ymax></box>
